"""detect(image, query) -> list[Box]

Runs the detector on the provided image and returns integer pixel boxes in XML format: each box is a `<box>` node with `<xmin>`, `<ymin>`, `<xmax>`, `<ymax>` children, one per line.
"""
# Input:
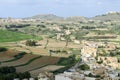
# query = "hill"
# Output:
<box><xmin>65</xmin><ymin>16</ymin><xmax>88</xmax><ymax>22</ymax></box>
<box><xmin>28</xmin><ymin>12</ymin><xmax>120</xmax><ymax>22</ymax></box>
<box><xmin>28</xmin><ymin>14</ymin><xmax>64</xmax><ymax>20</ymax></box>
<box><xmin>92</xmin><ymin>12</ymin><xmax>120</xmax><ymax>21</ymax></box>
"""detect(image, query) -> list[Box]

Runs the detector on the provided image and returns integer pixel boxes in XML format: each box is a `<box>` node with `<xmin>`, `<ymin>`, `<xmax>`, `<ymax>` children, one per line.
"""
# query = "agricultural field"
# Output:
<box><xmin>16</xmin><ymin>56</ymin><xmax>60</xmax><ymax>72</ymax></box>
<box><xmin>0</xmin><ymin>12</ymin><xmax>120</xmax><ymax>79</ymax></box>
<box><xmin>0</xmin><ymin>54</ymin><xmax>38</xmax><ymax>67</ymax></box>
<box><xmin>0</xmin><ymin>38</ymin><xmax>80</xmax><ymax>57</ymax></box>
<box><xmin>0</xmin><ymin>49</ymin><xmax>62</xmax><ymax>77</ymax></box>
<box><xmin>0</xmin><ymin>30</ymin><xmax>42</xmax><ymax>42</ymax></box>
<box><xmin>0</xmin><ymin>50</ymin><xmax>19</xmax><ymax>62</ymax></box>
<box><xmin>30</xmin><ymin>65</ymin><xmax>65</xmax><ymax>77</ymax></box>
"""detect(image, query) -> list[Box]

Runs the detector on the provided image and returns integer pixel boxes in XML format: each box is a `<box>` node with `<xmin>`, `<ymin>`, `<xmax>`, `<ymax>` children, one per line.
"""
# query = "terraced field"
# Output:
<box><xmin>0</xmin><ymin>50</ymin><xmax>19</xmax><ymax>62</ymax></box>
<box><xmin>0</xmin><ymin>50</ymin><xmax>61</xmax><ymax>77</ymax></box>
<box><xmin>0</xmin><ymin>54</ymin><xmax>38</xmax><ymax>67</ymax></box>
<box><xmin>0</xmin><ymin>49</ymin><xmax>60</xmax><ymax>74</ymax></box>
<box><xmin>30</xmin><ymin>65</ymin><xmax>65</xmax><ymax>77</ymax></box>
<box><xmin>16</xmin><ymin>56</ymin><xmax>60</xmax><ymax>72</ymax></box>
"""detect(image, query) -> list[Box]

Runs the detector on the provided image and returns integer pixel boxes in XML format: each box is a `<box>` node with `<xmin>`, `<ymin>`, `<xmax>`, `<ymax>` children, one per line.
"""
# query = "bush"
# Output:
<box><xmin>118</xmin><ymin>73</ymin><xmax>120</xmax><ymax>77</ymax></box>
<box><xmin>118</xmin><ymin>58</ymin><xmax>120</xmax><ymax>63</ymax></box>
<box><xmin>0</xmin><ymin>66</ymin><xmax>31</xmax><ymax>80</ymax></box>
<box><xmin>26</xmin><ymin>40</ymin><xmax>37</xmax><ymax>46</ymax></box>
<box><xmin>0</xmin><ymin>66</ymin><xmax>16</xmax><ymax>74</ymax></box>
<box><xmin>14</xmin><ymin>52</ymin><xmax>26</xmax><ymax>59</ymax></box>
<box><xmin>0</xmin><ymin>47</ymin><xmax>7</xmax><ymax>52</ymax></box>
<box><xmin>58</xmin><ymin>55</ymin><xmax>77</xmax><ymax>66</ymax></box>
<box><xmin>78</xmin><ymin>64</ymin><xmax>90</xmax><ymax>70</ymax></box>
<box><xmin>88</xmin><ymin>73</ymin><xmax>94</xmax><ymax>77</ymax></box>
<box><xmin>97</xmin><ymin>60</ymin><xmax>103</xmax><ymax>64</ymax></box>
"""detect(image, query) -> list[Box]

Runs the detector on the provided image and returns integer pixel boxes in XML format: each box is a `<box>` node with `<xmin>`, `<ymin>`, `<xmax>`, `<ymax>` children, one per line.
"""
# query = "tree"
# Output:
<box><xmin>97</xmin><ymin>60</ymin><xmax>103</xmax><ymax>64</ymax></box>
<box><xmin>65</xmin><ymin>35</ymin><xmax>70</xmax><ymax>47</ymax></box>
<box><xmin>23</xmin><ymin>72</ymin><xmax>31</xmax><ymax>78</ymax></box>
<box><xmin>0</xmin><ymin>66</ymin><xmax>16</xmax><ymax>74</ymax></box>
<box><xmin>0</xmin><ymin>66</ymin><xmax>31</xmax><ymax>80</ymax></box>
<box><xmin>88</xmin><ymin>73</ymin><xmax>93</xmax><ymax>77</ymax></box>
<box><xmin>118</xmin><ymin>73</ymin><xmax>120</xmax><ymax>77</ymax></box>
<box><xmin>26</xmin><ymin>40</ymin><xmax>37</xmax><ymax>46</ymax></box>
<box><xmin>44</xmin><ymin>39</ymin><xmax>49</xmax><ymax>49</ymax></box>
<box><xmin>118</xmin><ymin>58</ymin><xmax>120</xmax><ymax>63</ymax></box>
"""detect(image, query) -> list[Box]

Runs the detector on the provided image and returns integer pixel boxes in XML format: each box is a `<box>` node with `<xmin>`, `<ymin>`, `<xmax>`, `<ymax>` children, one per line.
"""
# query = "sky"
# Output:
<box><xmin>0</xmin><ymin>0</ymin><xmax>120</xmax><ymax>18</ymax></box>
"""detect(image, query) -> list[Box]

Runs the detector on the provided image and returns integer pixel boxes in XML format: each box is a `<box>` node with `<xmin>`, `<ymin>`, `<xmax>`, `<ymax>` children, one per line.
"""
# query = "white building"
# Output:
<box><xmin>55</xmin><ymin>71</ymin><xmax>84</xmax><ymax>80</ymax></box>
<box><xmin>38</xmin><ymin>72</ymin><xmax>54</xmax><ymax>80</ymax></box>
<box><xmin>84</xmin><ymin>77</ymin><xmax>96</xmax><ymax>80</ymax></box>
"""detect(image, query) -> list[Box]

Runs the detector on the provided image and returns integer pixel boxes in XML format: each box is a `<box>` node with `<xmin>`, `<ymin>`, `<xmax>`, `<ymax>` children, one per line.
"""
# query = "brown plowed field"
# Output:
<box><xmin>1</xmin><ymin>54</ymin><xmax>38</xmax><ymax>67</ymax></box>
<box><xmin>16</xmin><ymin>56</ymin><xmax>60</xmax><ymax>72</ymax></box>
<box><xmin>0</xmin><ymin>50</ymin><xmax>19</xmax><ymax>62</ymax></box>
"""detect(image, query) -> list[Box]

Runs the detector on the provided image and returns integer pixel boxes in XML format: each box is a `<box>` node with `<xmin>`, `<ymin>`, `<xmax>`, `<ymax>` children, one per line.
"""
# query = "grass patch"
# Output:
<box><xmin>57</xmin><ymin>55</ymin><xmax>78</xmax><ymax>66</ymax></box>
<box><xmin>0</xmin><ymin>30</ymin><xmax>42</xmax><ymax>42</ymax></box>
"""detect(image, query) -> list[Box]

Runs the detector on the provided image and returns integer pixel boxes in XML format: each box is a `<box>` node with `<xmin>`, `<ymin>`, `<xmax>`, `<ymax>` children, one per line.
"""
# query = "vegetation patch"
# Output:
<box><xmin>78</xmin><ymin>64</ymin><xmax>90</xmax><ymax>70</ymax></box>
<box><xmin>0</xmin><ymin>47</ymin><xmax>7</xmax><ymax>52</ymax></box>
<box><xmin>0</xmin><ymin>66</ymin><xmax>31</xmax><ymax>80</ymax></box>
<box><xmin>0</xmin><ymin>30</ymin><xmax>42</xmax><ymax>42</ymax></box>
<box><xmin>57</xmin><ymin>55</ymin><xmax>78</xmax><ymax>66</ymax></box>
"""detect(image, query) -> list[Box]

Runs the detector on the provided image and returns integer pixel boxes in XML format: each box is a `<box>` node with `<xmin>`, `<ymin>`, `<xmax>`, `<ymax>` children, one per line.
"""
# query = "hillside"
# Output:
<box><xmin>65</xmin><ymin>16</ymin><xmax>88</xmax><ymax>22</ymax></box>
<box><xmin>92</xmin><ymin>12</ymin><xmax>120</xmax><ymax>21</ymax></box>
<box><xmin>28</xmin><ymin>14</ymin><xmax>64</xmax><ymax>20</ymax></box>
<box><xmin>27</xmin><ymin>12</ymin><xmax>120</xmax><ymax>22</ymax></box>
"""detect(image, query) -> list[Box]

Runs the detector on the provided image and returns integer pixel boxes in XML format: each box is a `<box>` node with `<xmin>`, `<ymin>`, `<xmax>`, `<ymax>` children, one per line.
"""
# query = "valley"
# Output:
<box><xmin>0</xmin><ymin>12</ymin><xmax>120</xmax><ymax>80</ymax></box>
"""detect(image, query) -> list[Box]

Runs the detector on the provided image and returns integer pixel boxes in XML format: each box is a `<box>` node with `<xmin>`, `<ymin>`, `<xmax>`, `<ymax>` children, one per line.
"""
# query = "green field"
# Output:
<box><xmin>0</xmin><ymin>30</ymin><xmax>42</xmax><ymax>42</ymax></box>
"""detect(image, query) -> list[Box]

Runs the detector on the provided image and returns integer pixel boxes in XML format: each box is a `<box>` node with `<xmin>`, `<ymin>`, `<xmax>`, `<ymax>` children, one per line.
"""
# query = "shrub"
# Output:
<box><xmin>14</xmin><ymin>52</ymin><xmax>26</xmax><ymax>59</ymax></box>
<box><xmin>78</xmin><ymin>64</ymin><xmax>90</xmax><ymax>70</ymax></box>
<box><xmin>0</xmin><ymin>47</ymin><xmax>7</xmax><ymax>52</ymax></box>
<box><xmin>26</xmin><ymin>40</ymin><xmax>37</xmax><ymax>46</ymax></box>
<box><xmin>97</xmin><ymin>60</ymin><xmax>103</xmax><ymax>64</ymax></box>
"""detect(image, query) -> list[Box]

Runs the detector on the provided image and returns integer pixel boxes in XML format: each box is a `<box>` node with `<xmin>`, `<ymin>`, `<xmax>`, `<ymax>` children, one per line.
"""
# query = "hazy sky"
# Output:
<box><xmin>0</xmin><ymin>0</ymin><xmax>120</xmax><ymax>18</ymax></box>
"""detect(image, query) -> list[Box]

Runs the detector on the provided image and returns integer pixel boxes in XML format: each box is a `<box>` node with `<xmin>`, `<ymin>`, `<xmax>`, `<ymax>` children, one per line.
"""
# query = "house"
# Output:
<box><xmin>93</xmin><ymin>67</ymin><xmax>105</xmax><ymax>75</ymax></box>
<box><xmin>55</xmin><ymin>72</ymin><xmax>84</xmax><ymax>80</ymax></box>
<box><xmin>105</xmin><ymin>43</ymin><xmax>116</xmax><ymax>51</ymax></box>
<box><xmin>22</xmin><ymin>79</ymin><xmax>28</xmax><ymax>80</ymax></box>
<box><xmin>65</xmin><ymin>30</ymin><xmax>71</xmax><ymax>35</ymax></box>
<box><xmin>55</xmin><ymin>74</ymin><xmax>72</xmax><ymax>80</ymax></box>
<box><xmin>14</xmin><ymin>78</ymin><xmax>20</xmax><ymax>80</ymax></box>
<box><xmin>38</xmin><ymin>72</ymin><xmax>54</xmax><ymax>80</ymax></box>
<box><xmin>81</xmin><ymin>45</ymin><xmax>97</xmax><ymax>58</ymax></box>
<box><xmin>84</xmin><ymin>77</ymin><xmax>97</xmax><ymax>80</ymax></box>
<box><xmin>70</xmin><ymin>36</ymin><xmax>76</xmax><ymax>41</ymax></box>
<box><xmin>84</xmin><ymin>71</ymin><xmax>92</xmax><ymax>75</ymax></box>
<box><xmin>97</xmin><ymin>57</ymin><xmax>120</xmax><ymax>69</ymax></box>
<box><xmin>74</xmin><ymin>40</ymin><xmax>80</xmax><ymax>44</ymax></box>
<box><xmin>56</xmin><ymin>33</ymin><xmax>64</xmax><ymax>40</ymax></box>
<box><xmin>29</xmin><ymin>78</ymin><xmax>35</xmax><ymax>80</ymax></box>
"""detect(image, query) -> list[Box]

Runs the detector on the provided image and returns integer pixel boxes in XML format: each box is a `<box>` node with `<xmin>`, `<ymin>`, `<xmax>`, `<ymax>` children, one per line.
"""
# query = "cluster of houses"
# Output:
<box><xmin>0</xmin><ymin>17</ymin><xmax>40</xmax><ymax>23</ymax></box>
<box><xmin>53</xmin><ymin>41</ymin><xmax>120</xmax><ymax>80</ymax></box>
